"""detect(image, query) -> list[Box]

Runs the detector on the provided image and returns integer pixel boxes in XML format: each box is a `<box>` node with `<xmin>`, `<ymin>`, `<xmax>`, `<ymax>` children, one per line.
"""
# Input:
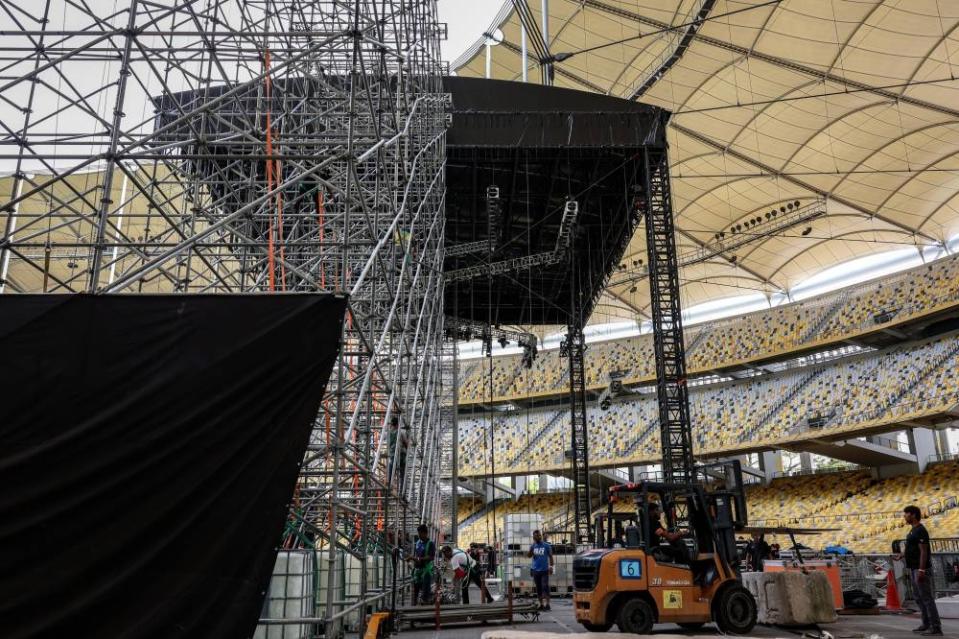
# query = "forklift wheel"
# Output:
<box><xmin>714</xmin><ymin>585</ymin><xmax>757</xmax><ymax>635</ymax></box>
<box><xmin>617</xmin><ymin>598</ymin><xmax>655</xmax><ymax>634</ymax></box>
<box><xmin>581</xmin><ymin>622</ymin><xmax>612</xmax><ymax>632</ymax></box>
<box><xmin>678</xmin><ymin>622</ymin><xmax>705</xmax><ymax>630</ymax></box>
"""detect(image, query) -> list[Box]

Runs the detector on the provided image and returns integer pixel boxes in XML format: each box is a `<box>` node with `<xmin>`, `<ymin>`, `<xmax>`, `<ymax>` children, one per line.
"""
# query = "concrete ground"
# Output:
<box><xmin>397</xmin><ymin>590</ymin><xmax>958</xmax><ymax>639</ymax></box>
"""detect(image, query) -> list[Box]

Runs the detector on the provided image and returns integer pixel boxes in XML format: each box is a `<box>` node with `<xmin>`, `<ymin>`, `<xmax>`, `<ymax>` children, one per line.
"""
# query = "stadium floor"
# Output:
<box><xmin>399</xmin><ymin>592</ymin><xmax>958</xmax><ymax>639</ymax></box>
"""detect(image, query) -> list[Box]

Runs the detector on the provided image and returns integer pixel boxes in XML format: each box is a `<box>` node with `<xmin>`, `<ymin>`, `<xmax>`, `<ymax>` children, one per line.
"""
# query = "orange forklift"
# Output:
<box><xmin>563</xmin><ymin>148</ymin><xmax>759</xmax><ymax>633</ymax></box>
<box><xmin>572</xmin><ymin>460</ymin><xmax>757</xmax><ymax>634</ymax></box>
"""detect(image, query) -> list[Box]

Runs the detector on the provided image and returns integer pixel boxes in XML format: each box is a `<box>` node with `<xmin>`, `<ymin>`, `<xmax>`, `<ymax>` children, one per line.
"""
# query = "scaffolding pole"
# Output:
<box><xmin>0</xmin><ymin>1</ymin><xmax>452</xmax><ymax>635</ymax></box>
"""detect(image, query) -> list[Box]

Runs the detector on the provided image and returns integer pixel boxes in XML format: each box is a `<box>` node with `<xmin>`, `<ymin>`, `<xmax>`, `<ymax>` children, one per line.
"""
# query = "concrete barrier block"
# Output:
<box><xmin>742</xmin><ymin>571</ymin><xmax>838</xmax><ymax>626</ymax></box>
<box><xmin>937</xmin><ymin>595</ymin><xmax>959</xmax><ymax>619</ymax></box>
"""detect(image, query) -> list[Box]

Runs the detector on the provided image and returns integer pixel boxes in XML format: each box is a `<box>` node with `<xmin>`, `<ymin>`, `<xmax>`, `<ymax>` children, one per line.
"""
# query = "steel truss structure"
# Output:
<box><xmin>641</xmin><ymin>148</ymin><xmax>694</xmax><ymax>486</ymax></box>
<box><xmin>0</xmin><ymin>0</ymin><xmax>451</xmax><ymax>635</ymax></box>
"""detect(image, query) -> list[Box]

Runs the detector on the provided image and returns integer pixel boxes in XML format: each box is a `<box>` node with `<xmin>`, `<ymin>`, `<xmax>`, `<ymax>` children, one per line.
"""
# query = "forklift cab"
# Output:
<box><xmin>593</xmin><ymin>512</ymin><xmax>640</xmax><ymax>549</ymax></box>
<box><xmin>600</xmin><ymin>461</ymin><xmax>748</xmax><ymax>581</ymax></box>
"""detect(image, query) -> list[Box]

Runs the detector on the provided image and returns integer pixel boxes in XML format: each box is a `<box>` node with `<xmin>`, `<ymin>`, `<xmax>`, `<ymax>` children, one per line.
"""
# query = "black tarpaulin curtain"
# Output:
<box><xmin>0</xmin><ymin>294</ymin><xmax>346</xmax><ymax>639</ymax></box>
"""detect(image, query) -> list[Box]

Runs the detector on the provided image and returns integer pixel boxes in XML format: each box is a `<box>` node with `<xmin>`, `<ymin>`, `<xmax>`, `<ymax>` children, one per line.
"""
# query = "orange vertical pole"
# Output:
<box><xmin>276</xmin><ymin>176</ymin><xmax>286</xmax><ymax>290</ymax></box>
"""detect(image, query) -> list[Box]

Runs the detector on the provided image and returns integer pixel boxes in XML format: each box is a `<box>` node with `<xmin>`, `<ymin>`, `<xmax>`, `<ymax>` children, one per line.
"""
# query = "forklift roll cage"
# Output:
<box><xmin>598</xmin><ymin>460</ymin><xmax>748</xmax><ymax>576</ymax></box>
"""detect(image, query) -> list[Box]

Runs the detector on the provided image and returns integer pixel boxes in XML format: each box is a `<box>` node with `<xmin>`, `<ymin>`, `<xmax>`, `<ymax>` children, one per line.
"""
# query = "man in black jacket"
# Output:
<box><xmin>746</xmin><ymin>532</ymin><xmax>771</xmax><ymax>572</ymax></box>
<box><xmin>900</xmin><ymin>506</ymin><xmax>941</xmax><ymax>636</ymax></box>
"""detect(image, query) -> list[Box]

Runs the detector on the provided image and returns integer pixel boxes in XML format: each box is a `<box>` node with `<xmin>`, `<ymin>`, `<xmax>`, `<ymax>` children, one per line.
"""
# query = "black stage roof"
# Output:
<box><xmin>152</xmin><ymin>77</ymin><xmax>670</xmax><ymax>326</ymax></box>
<box><xmin>442</xmin><ymin>77</ymin><xmax>670</xmax><ymax>326</ymax></box>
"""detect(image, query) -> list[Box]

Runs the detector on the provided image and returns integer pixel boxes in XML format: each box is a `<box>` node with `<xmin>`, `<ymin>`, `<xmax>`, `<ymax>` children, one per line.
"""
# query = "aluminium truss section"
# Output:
<box><xmin>0</xmin><ymin>1</ymin><xmax>449</xmax><ymax>635</ymax></box>
<box><xmin>565</xmin><ymin>316</ymin><xmax>592</xmax><ymax>545</ymax></box>
<box><xmin>561</xmin><ymin>198</ymin><xmax>590</xmax><ymax>545</ymax></box>
<box><xmin>445</xmin><ymin>185</ymin><xmax>501</xmax><ymax>258</ymax></box>
<box><xmin>641</xmin><ymin>148</ymin><xmax>695</xmax><ymax>486</ymax></box>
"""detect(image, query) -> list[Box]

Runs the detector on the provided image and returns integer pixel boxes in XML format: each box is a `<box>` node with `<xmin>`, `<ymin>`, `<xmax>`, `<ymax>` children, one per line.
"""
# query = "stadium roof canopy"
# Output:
<box><xmin>452</xmin><ymin>0</ymin><xmax>959</xmax><ymax>324</ymax></box>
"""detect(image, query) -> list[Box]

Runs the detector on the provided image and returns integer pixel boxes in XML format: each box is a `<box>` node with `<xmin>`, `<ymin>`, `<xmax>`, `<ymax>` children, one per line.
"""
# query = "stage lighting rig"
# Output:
<box><xmin>612</xmin><ymin>197</ymin><xmax>824</xmax><ymax>287</ymax></box>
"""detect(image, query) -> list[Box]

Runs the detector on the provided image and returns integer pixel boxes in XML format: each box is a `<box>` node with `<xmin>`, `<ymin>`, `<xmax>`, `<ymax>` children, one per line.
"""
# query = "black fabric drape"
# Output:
<box><xmin>0</xmin><ymin>294</ymin><xmax>346</xmax><ymax>639</ymax></box>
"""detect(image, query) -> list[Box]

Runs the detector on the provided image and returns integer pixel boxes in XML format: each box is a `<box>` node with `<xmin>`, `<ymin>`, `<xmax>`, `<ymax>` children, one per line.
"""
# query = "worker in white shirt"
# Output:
<box><xmin>441</xmin><ymin>545</ymin><xmax>491</xmax><ymax>604</ymax></box>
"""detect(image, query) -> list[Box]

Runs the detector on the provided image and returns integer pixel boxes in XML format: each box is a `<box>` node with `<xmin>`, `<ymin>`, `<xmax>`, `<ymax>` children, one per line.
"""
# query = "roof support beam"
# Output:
<box><xmin>495</xmin><ymin>37</ymin><xmax>607</xmax><ymax>93</ymax></box>
<box><xmin>603</xmin><ymin>288</ymin><xmax>651</xmax><ymax>319</ymax></box>
<box><xmin>671</xmin><ymin>122</ymin><xmax>940</xmax><ymax>243</ymax></box>
<box><xmin>628</xmin><ymin>0</ymin><xmax>716</xmax><ymax>99</ymax></box>
<box><xmin>581</xmin><ymin>0</ymin><xmax>959</xmax><ymax>121</ymax></box>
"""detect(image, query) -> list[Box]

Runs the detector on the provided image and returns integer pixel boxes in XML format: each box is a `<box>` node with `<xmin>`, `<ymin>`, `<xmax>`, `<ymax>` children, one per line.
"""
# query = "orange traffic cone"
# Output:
<box><xmin>885</xmin><ymin>569</ymin><xmax>902</xmax><ymax>611</ymax></box>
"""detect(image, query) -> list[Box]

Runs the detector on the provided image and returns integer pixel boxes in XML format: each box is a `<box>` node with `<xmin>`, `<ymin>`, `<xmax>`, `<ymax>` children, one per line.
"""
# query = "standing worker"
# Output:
<box><xmin>387</xmin><ymin>416</ymin><xmax>408</xmax><ymax>488</ymax></box>
<box><xmin>406</xmin><ymin>524</ymin><xmax>435</xmax><ymax>605</ymax></box>
<box><xmin>528</xmin><ymin>529</ymin><xmax>554</xmax><ymax>611</ymax></box>
<box><xmin>900</xmin><ymin>506</ymin><xmax>942</xmax><ymax>635</ymax></box>
<box><xmin>442</xmin><ymin>545</ymin><xmax>491</xmax><ymax>604</ymax></box>
<box><xmin>485</xmin><ymin>544</ymin><xmax>497</xmax><ymax>577</ymax></box>
<box><xmin>746</xmin><ymin>532</ymin><xmax>771</xmax><ymax>572</ymax></box>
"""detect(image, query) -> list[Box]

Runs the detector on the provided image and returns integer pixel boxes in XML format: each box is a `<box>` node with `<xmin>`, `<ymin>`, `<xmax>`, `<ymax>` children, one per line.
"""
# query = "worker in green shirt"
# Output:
<box><xmin>406</xmin><ymin>524</ymin><xmax>435</xmax><ymax>605</ymax></box>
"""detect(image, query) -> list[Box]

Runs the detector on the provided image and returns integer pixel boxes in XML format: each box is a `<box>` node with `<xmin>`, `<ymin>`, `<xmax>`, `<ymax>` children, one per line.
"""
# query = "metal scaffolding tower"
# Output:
<box><xmin>0</xmin><ymin>0</ymin><xmax>451</xmax><ymax>635</ymax></box>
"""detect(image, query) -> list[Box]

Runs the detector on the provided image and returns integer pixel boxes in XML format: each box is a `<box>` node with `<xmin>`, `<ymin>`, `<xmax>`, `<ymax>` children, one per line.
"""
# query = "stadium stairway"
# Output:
<box><xmin>622</xmin><ymin>417</ymin><xmax>659</xmax><ymax>458</ymax></box>
<box><xmin>508</xmin><ymin>409</ymin><xmax>565</xmax><ymax>468</ymax></box>
<box><xmin>458</xmin><ymin>497</ymin><xmax>512</xmax><ymax>531</ymax></box>
<box><xmin>801</xmin><ymin>291</ymin><xmax>849</xmax><ymax>342</ymax></box>
<box><xmin>883</xmin><ymin>338</ymin><xmax>959</xmax><ymax>411</ymax></box>
<box><xmin>686</xmin><ymin>323</ymin><xmax>714</xmax><ymax>355</ymax></box>
<box><xmin>740</xmin><ymin>368</ymin><xmax>826</xmax><ymax>444</ymax></box>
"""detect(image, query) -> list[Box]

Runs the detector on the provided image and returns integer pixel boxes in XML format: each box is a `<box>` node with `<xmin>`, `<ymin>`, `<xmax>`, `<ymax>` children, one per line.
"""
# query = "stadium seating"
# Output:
<box><xmin>456</xmin><ymin>463</ymin><xmax>959</xmax><ymax>553</ymax></box>
<box><xmin>459</xmin><ymin>332</ymin><xmax>959</xmax><ymax>475</ymax></box>
<box><xmin>458</xmin><ymin>253</ymin><xmax>959</xmax><ymax>404</ymax></box>
<box><xmin>746</xmin><ymin>462</ymin><xmax>959</xmax><ymax>553</ymax></box>
<box><xmin>818</xmin><ymin>258</ymin><xmax>959</xmax><ymax>340</ymax></box>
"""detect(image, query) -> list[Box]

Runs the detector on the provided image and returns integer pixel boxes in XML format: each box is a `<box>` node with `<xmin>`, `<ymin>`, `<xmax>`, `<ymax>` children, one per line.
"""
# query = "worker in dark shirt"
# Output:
<box><xmin>746</xmin><ymin>532</ymin><xmax>771</xmax><ymax>572</ymax></box>
<box><xmin>899</xmin><ymin>505</ymin><xmax>941</xmax><ymax>635</ymax></box>
<box><xmin>485</xmin><ymin>544</ymin><xmax>497</xmax><ymax>577</ymax></box>
<box><xmin>468</xmin><ymin>542</ymin><xmax>481</xmax><ymax>566</ymax></box>
<box><xmin>647</xmin><ymin>502</ymin><xmax>689</xmax><ymax>564</ymax></box>
<box><xmin>387</xmin><ymin>416</ymin><xmax>408</xmax><ymax>488</ymax></box>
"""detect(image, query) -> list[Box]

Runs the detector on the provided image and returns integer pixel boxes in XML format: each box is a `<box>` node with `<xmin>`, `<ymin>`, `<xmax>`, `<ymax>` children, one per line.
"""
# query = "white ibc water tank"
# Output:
<box><xmin>255</xmin><ymin>550</ymin><xmax>317</xmax><ymax>639</ymax></box>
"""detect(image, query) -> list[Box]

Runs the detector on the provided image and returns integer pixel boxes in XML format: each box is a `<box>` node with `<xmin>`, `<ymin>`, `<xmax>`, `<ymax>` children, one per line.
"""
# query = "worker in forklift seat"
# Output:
<box><xmin>647</xmin><ymin>502</ymin><xmax>690</xmax><ymax>564</ymax></box>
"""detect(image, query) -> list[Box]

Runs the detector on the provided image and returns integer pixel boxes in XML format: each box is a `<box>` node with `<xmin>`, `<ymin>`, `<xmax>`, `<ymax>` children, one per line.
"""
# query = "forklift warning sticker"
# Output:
<box><xmin>663</xmin><ymin>590</ymin><xmax>683</xmax><ymax>609</ymax></box>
